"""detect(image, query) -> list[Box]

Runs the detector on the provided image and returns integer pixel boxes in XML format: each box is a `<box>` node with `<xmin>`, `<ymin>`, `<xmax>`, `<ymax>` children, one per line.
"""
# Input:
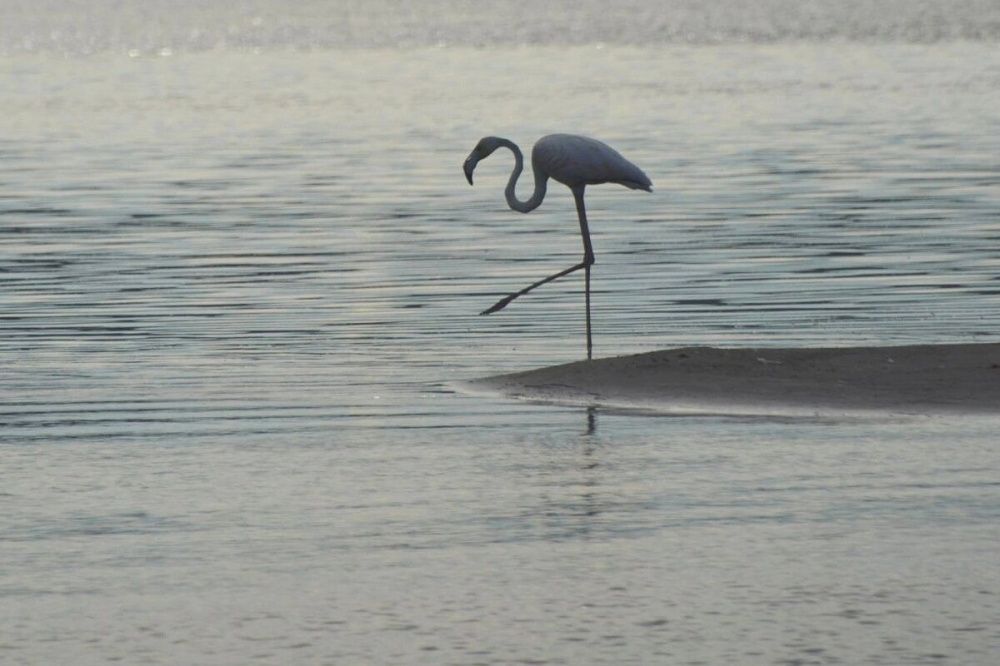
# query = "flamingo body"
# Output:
<box><xmin>532</xmin><ymin>134</ymin><xmax>652</xmax><ymax>192</ymax></box>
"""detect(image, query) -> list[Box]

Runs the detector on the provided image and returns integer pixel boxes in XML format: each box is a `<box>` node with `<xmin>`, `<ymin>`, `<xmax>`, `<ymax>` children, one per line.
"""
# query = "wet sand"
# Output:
<box><xmin>463</xmin><ymin>343</ymin><xmax>1000</xmax><ymax>416</ymax></box>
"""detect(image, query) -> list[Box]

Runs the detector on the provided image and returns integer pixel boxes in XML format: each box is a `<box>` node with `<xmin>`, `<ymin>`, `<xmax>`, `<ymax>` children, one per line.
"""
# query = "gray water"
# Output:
<box><xmin>3</xmin><ymin>2</ymin><xmax>1000</xmax><ymax>664</ymax></box>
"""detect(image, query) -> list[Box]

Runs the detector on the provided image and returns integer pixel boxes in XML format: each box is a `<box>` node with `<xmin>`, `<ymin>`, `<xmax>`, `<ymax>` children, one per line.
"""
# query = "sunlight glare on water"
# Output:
<box><xmin>1</xmin><ymin>2</ymin><xmax>999</xmax><ymax>664</ymax></box>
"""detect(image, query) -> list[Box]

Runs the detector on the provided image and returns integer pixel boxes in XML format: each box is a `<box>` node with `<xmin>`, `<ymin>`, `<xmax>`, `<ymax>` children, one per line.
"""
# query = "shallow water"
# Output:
<box><xmin>2</xmin><ymin>2</ymin><xmax>1000</xmax><ymax>664</ymax></box>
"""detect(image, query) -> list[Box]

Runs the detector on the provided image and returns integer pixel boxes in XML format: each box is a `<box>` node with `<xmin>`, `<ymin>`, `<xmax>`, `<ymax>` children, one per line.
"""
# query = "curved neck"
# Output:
<box><xmin>499</xmin><ymin>138</ymin><xmax>547</xmax><ymax>213</ymax></box>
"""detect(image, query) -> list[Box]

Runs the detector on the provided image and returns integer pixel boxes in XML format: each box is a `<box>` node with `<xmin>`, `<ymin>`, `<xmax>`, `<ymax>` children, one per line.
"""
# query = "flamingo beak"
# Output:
<box><xmin>463</xmin><ymin>156</ymin><xmax>477</xmax><ymax>185</ymax></box>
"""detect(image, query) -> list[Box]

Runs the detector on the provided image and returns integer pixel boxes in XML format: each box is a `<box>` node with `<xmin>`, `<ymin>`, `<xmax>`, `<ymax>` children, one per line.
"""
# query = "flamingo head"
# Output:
<box><xmin>463</xmin><ymin>136</ymin><xmax>504</xmax><ymax>186</ymax></box>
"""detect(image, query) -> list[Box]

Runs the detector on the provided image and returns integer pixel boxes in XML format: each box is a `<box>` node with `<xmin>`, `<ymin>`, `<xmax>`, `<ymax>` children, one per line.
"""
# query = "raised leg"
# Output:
<box><xmin>479</xmin><ymin>260</ymin><xmax>588</xmax><ymax>315</ymax></box>
<box><xmin>479</xmin><ymin>185</ymin><xmax>597</xmax><ymax>361</ymax></box>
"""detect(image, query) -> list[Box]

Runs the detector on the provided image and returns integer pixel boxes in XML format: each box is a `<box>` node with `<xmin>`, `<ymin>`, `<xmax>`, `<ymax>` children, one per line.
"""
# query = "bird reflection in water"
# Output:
<box><xmin>585</xmin><ymin>405</ymin><xmax>598</xmax><ymax>438</ymax></box>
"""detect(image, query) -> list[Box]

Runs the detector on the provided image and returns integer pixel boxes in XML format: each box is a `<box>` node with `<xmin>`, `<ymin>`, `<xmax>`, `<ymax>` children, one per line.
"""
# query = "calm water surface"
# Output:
<box><xmin>2</xmin><ymin>2</ymin><xmax>1000</xmax><ymax>664</ymax></box>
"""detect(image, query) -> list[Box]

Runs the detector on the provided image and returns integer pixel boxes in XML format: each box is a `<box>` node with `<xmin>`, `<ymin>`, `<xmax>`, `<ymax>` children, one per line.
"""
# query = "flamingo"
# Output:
<box><xmin>463</xmin><ymin>133</ymin><xmax>652</xmax><ymax>360</ymax></box>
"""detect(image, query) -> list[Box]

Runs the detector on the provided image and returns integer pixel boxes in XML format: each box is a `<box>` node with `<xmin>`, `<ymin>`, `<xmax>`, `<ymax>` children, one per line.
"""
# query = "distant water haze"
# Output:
<box><xmin>4</xmin><ymin>0</ymin><xmax>1000</xmax><ymax>54</ymax></box>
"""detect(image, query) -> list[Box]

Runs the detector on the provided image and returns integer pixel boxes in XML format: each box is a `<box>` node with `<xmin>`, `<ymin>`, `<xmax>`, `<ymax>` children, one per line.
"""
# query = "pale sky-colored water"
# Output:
<box><xmin>2</xmin><ymin>2</ymin><xmax>999</xmax><ymax>664</ymax></box>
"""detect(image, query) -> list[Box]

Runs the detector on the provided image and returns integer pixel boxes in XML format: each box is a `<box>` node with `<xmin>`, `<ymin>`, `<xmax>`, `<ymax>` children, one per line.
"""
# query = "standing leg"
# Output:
<box><xmin>584</xmin><ymin>264</ymin><xmax>592</xmax><ymax>359</ymax></box>
<box><xmin>572</xmin><ymin>186</ymin><xmax>595</xmax><ymax>265</ymax></box>
<box><xmin>572</xmin><ymin>186</ymin><xmax>594</xmax><ymax>360</ymax></box>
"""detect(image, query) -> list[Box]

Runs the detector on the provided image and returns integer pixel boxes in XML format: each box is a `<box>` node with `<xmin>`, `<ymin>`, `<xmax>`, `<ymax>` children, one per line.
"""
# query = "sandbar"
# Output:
<box><xmin>461</xmin><ymin>343</ymin><xmax>1000</xmax><ymax>416</ymax></box>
